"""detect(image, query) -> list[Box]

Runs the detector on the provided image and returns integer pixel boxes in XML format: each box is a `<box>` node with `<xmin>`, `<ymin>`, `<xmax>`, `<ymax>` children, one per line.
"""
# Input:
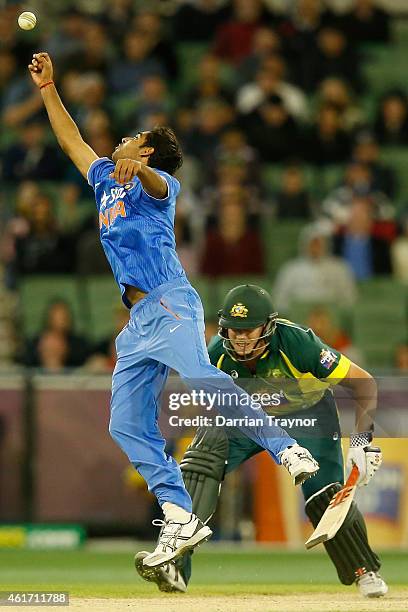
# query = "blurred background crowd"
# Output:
<box><xmin>1</xmin><ymin>0</ymin><xmax>408</xmax><ymax>373</ymax></box>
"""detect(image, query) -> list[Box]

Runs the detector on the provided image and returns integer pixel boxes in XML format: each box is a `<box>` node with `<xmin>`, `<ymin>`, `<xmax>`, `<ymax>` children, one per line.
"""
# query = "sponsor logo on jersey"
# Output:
<box><xmin>230</xmin><ymin>370</ymin><xmax>239</xmax><ymax>379</ymax></box>
<box><xmin>99</xmin><ymin>187</ymin><xmax>128</xmax><ymax>229</ymax></box>
<box><xmin>319</xmin><ymin>348</ymin><xmax>337</xmax><ymax>369</ymax></box>
<box><xmin>230</xmin><ymin>303</ymin><xmax>248</xmax><ymax>318</ymax></box>
<box><xmin>99</xmin><ymin>200</ymin><xmax>127</xmax><ymax>229</ymax></box>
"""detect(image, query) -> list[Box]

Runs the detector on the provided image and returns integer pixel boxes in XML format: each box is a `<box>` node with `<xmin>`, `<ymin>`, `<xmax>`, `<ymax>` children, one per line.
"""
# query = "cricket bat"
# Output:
<box><xmin>305</xmin><ymin>464</ymin><xmax>360</xmax><ymax>549</ymax></box>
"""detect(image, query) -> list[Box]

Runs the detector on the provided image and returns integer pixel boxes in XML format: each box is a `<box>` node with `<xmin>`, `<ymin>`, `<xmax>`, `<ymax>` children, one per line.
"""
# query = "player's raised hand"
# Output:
<box><xmin>110</xmin><ymin>159</ymin><xmax>142</xmax><ymax>184</ymax></box>
<box><xmin>28</xmin><ymin>52</ymin><xmax>54</xmax><ymax>88</ymax></box>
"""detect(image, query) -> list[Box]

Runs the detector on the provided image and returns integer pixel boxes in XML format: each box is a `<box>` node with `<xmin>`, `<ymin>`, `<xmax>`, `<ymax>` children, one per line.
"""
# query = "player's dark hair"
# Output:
<box><xmin>145</xmin><ymin>126</ymin><xmax>183</xmax><ymax>175</ymax></box>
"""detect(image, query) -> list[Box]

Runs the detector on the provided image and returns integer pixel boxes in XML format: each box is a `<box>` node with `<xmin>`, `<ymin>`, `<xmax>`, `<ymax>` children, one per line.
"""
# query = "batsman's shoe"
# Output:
<box><xmin>356</xmin><ymin>571</ymin><xmax>388</xmax><ymax>598</ymax></box>
<box><xmin>135</xmin><ymin>551</ymin><xmax>186</xmax><ymax>593</ymax></box>
<box><xmin>279</xmin><ymin>444</ymin><xmax>319</xmax><ymax>485</ymax></box>
<box><xmin>143</xmin><ymin>514</ymin><xmax>212</xmax><ymax>568</ymax></box>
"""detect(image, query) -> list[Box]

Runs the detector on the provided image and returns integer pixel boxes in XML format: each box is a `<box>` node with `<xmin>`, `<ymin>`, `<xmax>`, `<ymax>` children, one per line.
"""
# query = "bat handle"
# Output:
<box><xmin>347</xmin><ymin>463</ymin><xmax>360</xmax><ymax>487</ymax></box>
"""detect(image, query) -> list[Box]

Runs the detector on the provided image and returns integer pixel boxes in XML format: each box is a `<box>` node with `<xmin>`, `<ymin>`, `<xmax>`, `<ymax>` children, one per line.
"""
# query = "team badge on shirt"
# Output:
<box><xmin>230</xmin><ymin>303</ymin><xmax>248</xmax><ymax>318</ymax></box>
<box><xmin>320</xmin><ymin>349</ymin><xmax>338</xmax><ymax>369</ymax></box>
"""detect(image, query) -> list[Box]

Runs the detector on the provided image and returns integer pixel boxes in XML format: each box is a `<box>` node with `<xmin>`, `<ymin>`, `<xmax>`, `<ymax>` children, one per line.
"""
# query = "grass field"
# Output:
<box><xmin>1</xmin><ymin>548</ymin><xmax>407</xmax><ymax>611</ymax></box>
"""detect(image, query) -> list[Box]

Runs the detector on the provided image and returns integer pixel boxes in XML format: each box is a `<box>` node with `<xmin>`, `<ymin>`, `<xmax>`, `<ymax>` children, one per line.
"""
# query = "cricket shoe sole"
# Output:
<box><xmin>135</xmin><ymin>551</ymin><xmax>186</xmax><ymax>593</ymax></box>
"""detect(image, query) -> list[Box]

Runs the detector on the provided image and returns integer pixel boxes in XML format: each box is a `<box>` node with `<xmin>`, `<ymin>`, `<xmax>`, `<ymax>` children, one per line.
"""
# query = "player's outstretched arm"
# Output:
<box><xmin>28</xmin><ymin>52</ymin><xmax>98</xmax><ymax>178</ymax></box>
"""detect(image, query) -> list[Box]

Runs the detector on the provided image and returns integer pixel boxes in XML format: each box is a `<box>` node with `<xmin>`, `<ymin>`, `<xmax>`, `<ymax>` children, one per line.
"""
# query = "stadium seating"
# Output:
<box><xmin>261</xmin><ymin>219</ymin><xmax>305</xmax><ymax>279</ymax></box>
<box><xmin>352</xmin><ymin>277</ymin><xmax>407</xmax><ymax>368</ymax></box>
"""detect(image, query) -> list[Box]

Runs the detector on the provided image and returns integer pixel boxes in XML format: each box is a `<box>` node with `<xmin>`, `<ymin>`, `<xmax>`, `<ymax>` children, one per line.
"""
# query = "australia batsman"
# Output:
<box><xmin>136</xmin><ymin>284</ymin><xmax>386</xmax><ymax>597</ymax></box>
<box><xmin>28</xmin><ymin>54</ymin><xmax>319</xmax><ymax>568</ymax></box>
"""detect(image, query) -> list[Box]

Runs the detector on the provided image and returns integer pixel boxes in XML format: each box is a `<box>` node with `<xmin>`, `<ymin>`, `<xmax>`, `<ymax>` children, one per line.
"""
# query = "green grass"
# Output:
<box><xmin>0</xmin><ymin>549</ymin><xmax>407</xmax><ymax>597</ymax></box>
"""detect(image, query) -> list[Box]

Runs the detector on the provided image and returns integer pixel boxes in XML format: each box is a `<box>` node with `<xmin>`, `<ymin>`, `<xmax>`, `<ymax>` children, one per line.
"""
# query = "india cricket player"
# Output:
<box><xmin>28</xmin><ymin>53</ymin><xmax>319</xmax><ymax>568</ymax></box>
<box><xmin>135</xmin><ymin>284</ymin><xmax>386</xmax><ymax>597</ymax></box>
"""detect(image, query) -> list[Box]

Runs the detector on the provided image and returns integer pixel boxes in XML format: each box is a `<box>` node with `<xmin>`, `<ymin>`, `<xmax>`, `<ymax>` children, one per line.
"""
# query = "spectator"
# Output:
<box><xmin>240</xmin><ymin>94</ymin><xmax>302</xmax><ymax>163</ymax></box>
<box><xmin>308</xmin><ymin>27</ymin><xmax>362</xmax><ymax>92</ymax></box>
<box><xmin>44</xmin><ymin>9</ymin><xmax>87</xmax><ymax>63</ymax></box>
<box><xmin>273</xmin><ymin>224</ymin><xmax>357</xmax><ymax>311</ymax></box>
<box><xmin>24</xmin><ymin>299</ymin><xmax>90</xmax><ymax>368</ymax></box>
<box><xmin>184</xmin><ymin>100</ymin><xmax>234</xmax><ymax>164</ymax></box>
<box><xmin>0</xmin><ymin>49</ymin><xmax>16</xmax><ymax>107</ymax></box>
<box><xmin>134</xmin><ymin>11</ymin><xmax>179</xmax><ymax>80</ymax></box>
<box><xmin>374</xmin><ymin>90</ymin><xmax>408</xmax><ymax>146</ymax></box>
<box><xmin>172</xmin><ymin>0</ymin><xmax>230</xmax><ymax>42</ymax></box>
<box><xmin>104</xmin><ymin>0</ymin><xmax>136</xmax><ymax>43</ymax></box>
<box><xmin>207</xmin><ymin>127</ymin><xmax>260</xmax><ymax>187</ymax></box>
<box><xmin>134</xmin><ymin>75</ymin><xmax>173</xmax><ymax>129</ymax></box>
<box><xmin>2</xmin><ymin>121</ymin><xmax>62</xmax><ymax>182</ymax></box>
<box><xmin>352</xmin><ymin>130</ymin><xmax>396</xmax><ymax>198</ymax></box>
<box><xmin>391</xmin><ymin>216</ymin><xmax>408</xmax><ymax>284</ymax></box>
<box><xmin>175</xmin><ymin>211</ymin><xmax>198</xmax><ymax>278</ymax></box>
<box><xmin>57</xmin><ymin>182</ymin><xmax>93</xmax><ymax>235</ymax></box>
<box><xmin>237</xmin><ymin>54</ymin><xmax>309</xmax><ymax>121</ymax></box>
<box><xmin>317</xmin><ymin>77</ymin><xmax>364</xmax><ymax>131</ymax></box>
<box><xmin>185</xmin><ymin>54</ymin><xmax>234</xmax><ymax>109</ymax></box>
<box><xmin>76</xmin><ymin>217</ymin><xmax>111</xmax><ymax>276</ymax></box>
<box><xmin>200</xmin><ymin>198</ymin><xmax>265</xmax><ymax>277</ymax></box>
<box><xmin>62</xmin><ymin>20</ymin><xmax>112</xmax><ymax>77</ymax></box>
<box><xmin>306</xmin><ymin>305</ymin><xmax>363</xmax><ymax>363</ymax></box>
<box><xmin>280</xmin><ymin>0</ymin><xmax>336</xmax><ymax>77</ymax></box>
<box><xmin>2</xmin><ymin>88</ymin><xmax>44</xmax><ymax>129</ymax></box>
<box><xmin>73</xmin><ymin>72</ymin><xmax>109</xmax><ymax>133</ymax></box>
<box><xmin>333</xmin><ymin>196</ymin><xmax>392</xmax><ymax>279</ymax></box>
<box><xmin>341</xmin><ymin>0</ymin><xmax>391</xmax><ymax>45</ymax></box>
<box><xmin>37</xmin><ymin>330</ymin><xmax>69</xmax><ymax>373</ymax></box>
<box><xmin>14</xmin><ymin>194</ymin><xmax>74</xmax><ymax>276</ymax></box>
<box><xmin>238</xmin><ymin>26</ymin><xmax>282</xmax><ymax>82</ymax></box>
<box><xmin>323</xmin><ymin>161</ymin><xmax>393</xmax><ymax>225</ymax></box>
<box><xmin>394</xmin><ymin>342</ymin><xmax>408</xmax><ymax>372</ymax></box>
<box><xmin>307</xmin><ymin>103</ymin><xmax>351</xmax><ymax>165</ymax></box>
<box><xmin>214</xmin><ymin>0</ymin><xmax>271</xmax><ymax>66</ymax></box>
<box><xmin>108</xmin><ymin>30</ymin><xmax>163</xmax><ymax>95</ymax></box>
<box><xmin>273</xmin><ymin>165</ymin><xmax>315</xmax><ymax>219</ymax></box>
<box><xmin>202</xmin><ymin>170</ymin><xmax>261</xmax><ymax>221</ymax></box>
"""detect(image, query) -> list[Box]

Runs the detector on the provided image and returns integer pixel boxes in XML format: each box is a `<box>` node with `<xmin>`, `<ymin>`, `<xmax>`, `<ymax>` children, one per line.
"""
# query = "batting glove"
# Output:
<box><xmin>346</xmin><ymin>431</ymin><xmax>382</xmax><ymax>487</ymax></box>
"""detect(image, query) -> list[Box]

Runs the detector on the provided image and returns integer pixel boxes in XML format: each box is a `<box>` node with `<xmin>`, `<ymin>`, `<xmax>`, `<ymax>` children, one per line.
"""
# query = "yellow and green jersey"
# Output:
<box><xmin>208</xmin><ymin>319</ymin><xmax>351</xmax><ymax>415</ymax></box>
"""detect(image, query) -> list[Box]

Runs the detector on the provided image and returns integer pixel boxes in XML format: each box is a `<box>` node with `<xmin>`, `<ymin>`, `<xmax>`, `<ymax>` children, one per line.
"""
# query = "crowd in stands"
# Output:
<box><xmin>1</xmin><ymin>0</ymin><xmax>408</xmax><ymax>369</ymax></box>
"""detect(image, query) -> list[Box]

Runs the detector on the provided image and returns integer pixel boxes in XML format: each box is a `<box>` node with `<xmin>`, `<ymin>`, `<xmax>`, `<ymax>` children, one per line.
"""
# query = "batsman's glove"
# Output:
<box><xmin>346</xmin><ymin>431</ymin><xmax>382</xmax><ymax>487</ymax></box>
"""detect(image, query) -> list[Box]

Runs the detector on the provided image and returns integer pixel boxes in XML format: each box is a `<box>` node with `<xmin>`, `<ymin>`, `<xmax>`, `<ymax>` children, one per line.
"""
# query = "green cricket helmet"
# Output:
<box><xmin>218</xmin><ymin>284</ymin><xmax>278</xmax><ymax>361</ymax></box>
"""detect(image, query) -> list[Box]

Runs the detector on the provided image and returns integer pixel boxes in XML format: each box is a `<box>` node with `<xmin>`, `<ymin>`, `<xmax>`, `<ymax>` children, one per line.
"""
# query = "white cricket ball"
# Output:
<box><xmin>18</xmin><ymin>11</ymin><xmax>37</xmax><ymax>31</ymax></box>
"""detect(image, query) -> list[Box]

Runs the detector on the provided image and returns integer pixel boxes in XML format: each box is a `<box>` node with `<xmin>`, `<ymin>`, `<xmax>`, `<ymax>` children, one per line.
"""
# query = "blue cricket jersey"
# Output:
<box><xmin>87</xmin><ymin>157</ymin><xmax>187</xmax><ymax>308</ymax></box>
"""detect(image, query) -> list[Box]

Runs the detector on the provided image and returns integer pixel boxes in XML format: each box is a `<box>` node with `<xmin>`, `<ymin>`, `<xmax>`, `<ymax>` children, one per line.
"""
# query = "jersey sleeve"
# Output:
<box><xmin>207</xmin><ymin>335</ymin><xmax>225</xmax><ymax>367</ymax></box>
<box><xmin>280</xmin><ymin>323</ymin><xmax>351</xmax><ymax>383</ymax></box>
<box><xmin>139</xmin><ymin>170</ymin><xmax>180</xmax><ymax>208</ymax></box>
<box><xmin>87</xmin><ymin>157</ymin><xmax>115</xmax><ymax>190</ymax></box>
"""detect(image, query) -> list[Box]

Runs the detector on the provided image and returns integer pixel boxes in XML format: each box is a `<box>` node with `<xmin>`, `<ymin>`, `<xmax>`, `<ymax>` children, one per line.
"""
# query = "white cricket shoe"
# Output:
<box><xmin>357</xmin><ymin>571</ymin><xmax>388</xmax><ymax>597</ymax></box>
<box><xmin>279</xmin><ymin>444</ymin><xmax>319</xmax><ymax>485</ymax></box>
<box><xmin>135</xmin><ymin>551</ymin><xmax>186</xmax><ymax>593</ymax></box>
<box><xmin>143</xmin><ymin>514</ymin><xmax>212</xmax><ymax>568</ymax></box>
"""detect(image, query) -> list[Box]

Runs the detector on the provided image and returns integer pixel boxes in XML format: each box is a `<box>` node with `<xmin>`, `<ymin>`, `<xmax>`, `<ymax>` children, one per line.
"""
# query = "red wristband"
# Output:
<box><xmin>40</xmin><ymin>80</ymin><xmax>54</xmax><ymax>90</ymax></box>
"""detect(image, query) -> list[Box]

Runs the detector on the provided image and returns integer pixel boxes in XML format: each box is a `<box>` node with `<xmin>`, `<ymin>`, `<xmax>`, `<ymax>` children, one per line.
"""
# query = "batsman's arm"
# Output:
<box><xmin>29</xmin><ymin>52</ymin><xmax>98</xmax><ymax>178</ymax></box>
<box><xmin>340</xmin><ymin>361</ymin><xmax>377</xmax><ymax>433</ymax></box>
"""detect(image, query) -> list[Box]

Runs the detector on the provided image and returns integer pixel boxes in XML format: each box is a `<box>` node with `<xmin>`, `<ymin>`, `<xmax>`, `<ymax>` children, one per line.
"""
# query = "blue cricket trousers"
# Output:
<box><xmin>109</xmin><ymin>277</ymin><xmax>296</xmax><ymax>512</ymax></box>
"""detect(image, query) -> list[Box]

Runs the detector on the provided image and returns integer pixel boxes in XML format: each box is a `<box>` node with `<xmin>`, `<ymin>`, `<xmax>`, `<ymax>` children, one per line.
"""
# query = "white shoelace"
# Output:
<box><xmin>152</xmin><ymin>519</ymin><xmax>184</xmax><ymax>553</ymax></box>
